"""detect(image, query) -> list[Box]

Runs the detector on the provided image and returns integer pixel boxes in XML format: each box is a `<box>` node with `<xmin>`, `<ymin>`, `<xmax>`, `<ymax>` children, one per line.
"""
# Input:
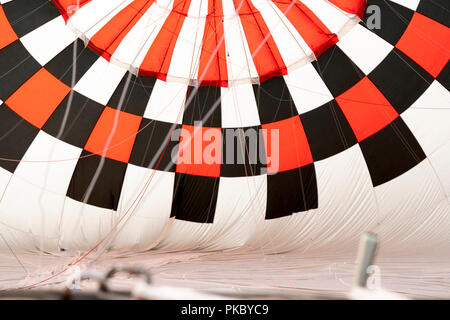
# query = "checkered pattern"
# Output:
<box><xmin>0</xmin><ymin>0</ymin><xmax>448</xmax><ymax>251</ymax></box>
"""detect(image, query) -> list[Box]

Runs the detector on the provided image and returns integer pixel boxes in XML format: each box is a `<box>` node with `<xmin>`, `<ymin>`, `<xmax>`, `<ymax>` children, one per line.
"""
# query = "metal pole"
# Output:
<box><xmin>353</xmin><ymin>232</ymin><xmax>379</xmax><ymax>288</ymax></box>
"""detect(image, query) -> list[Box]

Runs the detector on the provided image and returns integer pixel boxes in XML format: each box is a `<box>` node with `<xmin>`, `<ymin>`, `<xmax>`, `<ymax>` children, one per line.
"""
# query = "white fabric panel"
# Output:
<box><xmin>155</xmin><ymin>220</ymin><xmax>211</xmax><ymax>251</ymax></box>
<box><xmin>222</xmin><ymin>0</ymin><xmax>259</xmax><ymax>84</ymax></box>
<box><xmin>166</xmin><ymin>0</ymin><xmax>208</xmax><ymax>82</ymax></box>
<box><xmin>68</xmin><ymin>0</ymin><xmax>133</xmax><ymax>40</ymax></box>
<box><xmin>0</xmin><ymin>173</ymin><xmax>66</xmax><ymax>251</ymax></box>
<box><xmin>59</xmin><ymin>198</ymin><xmax>114</xmax><ymax>251</ymax></box>
<box><xmin>0</xmin><ymin>132</ymin><xmax>81</xmax><ymax>250</ymax></box>
<box><xmin>221</xmin><ymin>83</ymin><xmax>261</xmax><ymax>128</ymax></box>
<box><xmin>0</xmin><ymin>104</ymin><xmax>7</xmax><ymax>200</ymax></box>
<box><xmin>206</xmin><ymin>175</ymin><xmax>267</xmax><ymax>250</ymax></box>
<box><xmin>251</xmin><ymin>0</ymin><xmax>315</xmax><ymax>69</ymax></box>
<box><xmin>301</xmin><ymin>0</ymin><xmax>359</xmax><ymax>36</ymax></box>
<box><xmin>20</xmin><ymin>16</ymin><xmax>77</xmax><ymax>66</ymax></box>
<box><xmin>13</xmin><ymin>132</ymin><xmax>81</xmax><ymax>195</ymax></box>
<box><xmin>428</xmin><ymin>141</ymin><xmax>450</xmax><ymax>202</ymax></box>
<box><xmin>408</xmin><ymin>81</ymin><xmax>450</xmax><ymax>110</ymax></box>
<box><xmin>143</xmin><ymin>79</ymin><xmax>187</xmax><ymax>124</ymax></box>
<box><xmin>337</xmin><ymin>24</ymin><xmax>393</xmax><ymax>74</ymax></box>
<box><xmin>284</xmin><ymin>63</ymin><xmax>334</xmax><ymax>114</ymax></box>
<box><xmin>389</xmin><ymin>0</ymin><xmax>420</xmax><ymax>10</ymax></box>
<box><xmin>113</xmin><ymin>165</ymin><xmax>174</xmax><ymax>251</ymax></box>
<box><xmin>156</xmin><ymin>175</ymin><xmax>267</xmax><ymax>251</ymax></box>
<box><xmin>402</xmin><ymin>81</ymin><xmax>450</xmax><ymax>155</ymax></box>
<box><xmin>113</xmin><ymin>0</ymin><xmax>173</xmax><ymax>72</ymax></box>
<box><xmin>374</xmin><ymin>160</ymin><xmax>449</xmax><ymax>253</ymax></box>
<box><xmin>260</xmin><ymin>145</ymin><xmax>378</xmax><ymax>253</ymax></box>
<box><xmin>74</xmin><ymin>57</ymin><xmax>127</xmax><ymax>105</ymax></box>
<box><xmin>0</xmin><ymin>167</ymin><xmax>12</xmax><ymax>203</ymax></box>
<box><xmin>0</xmin><ymin>222</ymin><xmax>36</xmax><ymax>252</ymax></box>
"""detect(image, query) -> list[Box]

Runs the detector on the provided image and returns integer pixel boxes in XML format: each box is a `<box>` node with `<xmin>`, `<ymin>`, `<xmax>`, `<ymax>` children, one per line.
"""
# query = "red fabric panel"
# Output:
<box><xmin>327</xmin><ymin>0</ymin><xmax>366</xmax><ymax>18</ymax></box>
<box><xmin>88</xmin><ymin>0</ymin><xmax>155</xmax><ymax>61</ymax></box>
<box><xmin>336</xmin><ymin>77</ymin><xmax>399</xmax><ymax>142</ymax></box>
<box><xmin>396</xmin><ymin>12</ymin><xmax>450</xmax><ymax>78</ymax></box>
<box><xmin>5</xmin><ymin>68</ymin><xmax>70</xmax><ymax>129</ymax></box>
<box><xmin>176</xmin><ymin>125</ymin><xmax>222</xmax><ymax>177</ymax></box>
<box><xmin>233</xmin><ymin>0</ymin><xmax>287</xmax><ymax>82</ymax></box>
<box><xmin>272</xmin><ymin>0</ymin><xmax>338</xmax><ymax>57</ymax></box>
<box><xmin>138</xmin><ymin>0</ymin><xmax>192</xmax><ymax>80</ymax></box>
<box><xmin>0</xmin><ymin>5</ymin><xmax>18</xmax><ymax>50</ymax></box>
<box><xmin>262</xmin><ymin>116</ymin><xmax>313</xmax><ymax>174</ymax></box>
<box><xmin>198</xmin><ymin>0</ymin><xmax>228</xmax><ymax>86</ymax></box>
<box><xmin>85</xmin><ymin>107</ymin><xmax>142</xmax><ymax>163</ymax></box>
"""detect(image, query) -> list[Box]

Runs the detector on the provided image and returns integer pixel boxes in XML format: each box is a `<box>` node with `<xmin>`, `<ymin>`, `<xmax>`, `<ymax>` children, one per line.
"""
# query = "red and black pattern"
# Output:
<box><xmin>0</xmin><ymin>0</ymin><xmax>448</xmax><ymax>227</ymax></box>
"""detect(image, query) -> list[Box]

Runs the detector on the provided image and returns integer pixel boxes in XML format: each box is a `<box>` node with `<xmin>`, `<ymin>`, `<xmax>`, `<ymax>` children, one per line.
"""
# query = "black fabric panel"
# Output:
<box><xmin>359</xmin><ymin>117</ymin><xmax>426</xmax><ymax>187</ymax></box>
<box><xmin>108</xmin><ymin>73</ymin><xmax>156</xmax><ymax>116</ymax></box>
<box><xmin>42</xmin><ymin>91</ymin><xmax>105</xmax><ymax>148</ymax></box>
<box><xmin>266</xmin><ymin>164</ymin><xmax>318</xmax><ymax>220</ymax></box>
<box><xmin>221</xmin><ymin>126</ymin><xmax>265</xmax><ymax>177</ymax></box>
<box><xmin>171</xmin><ymin>173</ymin><xmax>219</xmax><ymax>223</ymax></box>
<box><xmin>3</xmin><ymin>0</ymin><xmax>61</xmax><ymax>37</ymax></box>
<box><xmin>361</xmin><ymin>0</ymin><xmax>415</xmax><ymax>46</ymax></box>
<box><xmin>301</xmin><ymin>100</ymin><xmax>357</xmax><ymax>161</ymax></box>
<box><xmin>312</xmin><ymin>46</ymin><xmax>364</xmax><ymax>97</ymax></box>
<box><xmin>0</xmin><ymin>105</ymin><xmax>39</xmax><ymax>173</ymax></box>
<box><xmin>368</xmin><ymin>48</ymin><xmax>434</xmax><ymax>114</ymax></box>
<box><xmin>437</xmin><ymin>61</ymin><xmax>449</xmax><ymax>91</ymax></box>
<box><xmin>67</xmin><ymin>151</ymin><xmax>127</xmax><ymax>210</ymax></box>
<box><xmin>183</xmin><ymin>86</ymin><xmax>221</xmax><ymax>127</ymax></box>
<box><xmin>254</xmin><ymin>76</ymin><xmax>298</xmax><ymax>124</ymax></box>
<box><xmin>129</xmin><ymin>119</ymin><xmax>180</xmax><ymax>172</ymax></box>
<box><xmin>0</xmin><ymin>40</ymin><xmax>41</xmax><ymax>100</ymax></box>
<box><xmin>44</xmin><ymin>39</ymin><xmax>98</xmax><ymax>87</ymax></box>
<box><xmin>417</xmin><ymin>0</ymin><xmax>449</xmax><ymax>27</ymax></box>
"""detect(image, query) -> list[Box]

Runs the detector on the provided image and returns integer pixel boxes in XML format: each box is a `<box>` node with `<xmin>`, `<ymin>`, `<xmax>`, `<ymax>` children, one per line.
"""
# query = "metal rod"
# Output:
<box><xmin>353</xmin><ymin>232</ymin><xmax>379</xmax><ymax>288</ymax></box>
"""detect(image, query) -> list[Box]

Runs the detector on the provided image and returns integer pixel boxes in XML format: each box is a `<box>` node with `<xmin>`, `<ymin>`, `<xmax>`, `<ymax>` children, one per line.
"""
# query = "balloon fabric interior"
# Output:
<box><xmin>0</xmin><ymin>0</ymin><xmax>448</xmax><ymax>255</ymax></box>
